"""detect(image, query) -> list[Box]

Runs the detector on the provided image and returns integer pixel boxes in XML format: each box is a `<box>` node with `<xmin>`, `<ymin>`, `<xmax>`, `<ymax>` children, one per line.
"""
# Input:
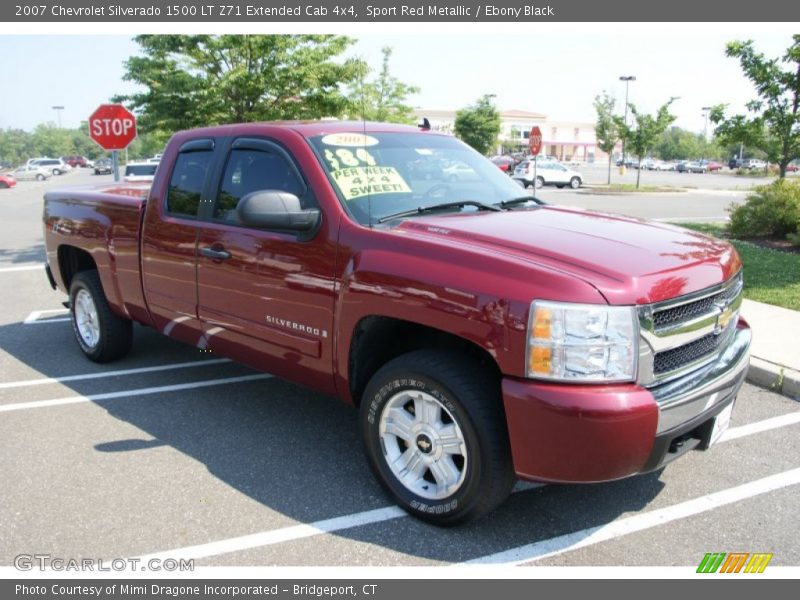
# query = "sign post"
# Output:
<box><xmin>88</xmin><ymin>104</ymin><xmax>137</xmax><ymax>182</ymax></box>
<box><xmin>528</xmin><ymin>126</ymin><xmax>543</xmax><ymax>193</ymax></box>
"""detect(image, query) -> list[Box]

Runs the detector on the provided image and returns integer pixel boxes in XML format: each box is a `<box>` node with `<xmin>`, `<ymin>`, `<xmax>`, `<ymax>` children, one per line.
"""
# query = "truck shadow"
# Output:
<box><xmin>0</xmin><ymin>319</ymin><xmax>665</xmax><ymax>564</ymax></box>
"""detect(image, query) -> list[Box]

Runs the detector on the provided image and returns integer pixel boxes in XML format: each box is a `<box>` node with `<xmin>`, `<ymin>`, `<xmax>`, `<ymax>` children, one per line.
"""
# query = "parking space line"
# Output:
<box><xmin>137</xmin><ymin>506</ymin><xmax>407</xmax><ymax>562</ymax></box>
<box><xmin>0</xmin><ymin>264</ymin><xmax>44</xmax><ymax>273</ymax></box>
<box><xmin>720</xmin><ymin>411</ymin><xmax>800</xmax><ymax>443</ymax></box>
<box><xmin>0</xmin><ymin>358</ymin><xmax>232</xmax><ymax>390</ymax></box>
<box><xmin>130</xmin><ymin>411</ymin><xmax>800</xmax><ymax>563</ymax></box>
<box><xmin>23</xmin><ymin>309</ymin><xmax>70</xmax><ymax>324</ymax></box>
<box><xmin>0</xmin><ymin>373</ymin><xmax>272</xmax><ymax>413</ymax></box>
<box><xmin>462</xmin><ymin>467</ymin><xmax>800</xmax><ymax>565</ymax></box>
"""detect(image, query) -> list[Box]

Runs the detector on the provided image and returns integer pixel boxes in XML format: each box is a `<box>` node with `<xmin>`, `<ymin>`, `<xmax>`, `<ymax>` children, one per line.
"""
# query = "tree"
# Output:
<box><xmin>114</xmin><ymin>35</ymin><xmax>366</xmax><ymax>137</ymax></box>
<box><xmin>354</xmin><ymin>47</ymin><xmax>419</xmax><ymax>124</ymax></box>
<box><xmin>653</xmin><ymin>127</ymin><xmax>725</xmax><ymax>161</ymax></box>
<box><xmin>594</xmin><ymin>92</ymin><xmax>619</xmax><ymax>184</ymax></box>
<box><xmin>711</xmin><ymin>36</ymin><xmax>800</xmax><ymax>178</ymax></box>
<box><xmin>454</xmin><ymin>94</ymin><xmax>501</xmax><ymax>155</ymax></box>
<box><xmin>614</xmin><ymin>99</ymin><xmax>677</xmax><ymax>188</ymax></box>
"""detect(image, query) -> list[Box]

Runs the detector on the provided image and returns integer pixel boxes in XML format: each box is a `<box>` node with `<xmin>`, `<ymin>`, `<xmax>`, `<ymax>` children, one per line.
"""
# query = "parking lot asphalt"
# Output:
<box><xmin>1</xmin><ymin>170</ymin><xmax>798</xmax><ymax>570</ymax></box>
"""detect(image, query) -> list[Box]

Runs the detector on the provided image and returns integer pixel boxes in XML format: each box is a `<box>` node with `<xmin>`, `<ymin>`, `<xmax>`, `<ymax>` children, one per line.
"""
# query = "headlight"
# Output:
<box><xmin>526</xmin><ymin>300</ymin><xmax>638</xmax><ymax>382</ymax></box>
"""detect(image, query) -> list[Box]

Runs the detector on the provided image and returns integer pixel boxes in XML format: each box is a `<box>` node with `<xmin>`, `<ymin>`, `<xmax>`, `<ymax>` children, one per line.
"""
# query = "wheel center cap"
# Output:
<box><xmin>416</xmin><ymin>434</ymin><xmax>434</xmax><ymax>454</ymax></box>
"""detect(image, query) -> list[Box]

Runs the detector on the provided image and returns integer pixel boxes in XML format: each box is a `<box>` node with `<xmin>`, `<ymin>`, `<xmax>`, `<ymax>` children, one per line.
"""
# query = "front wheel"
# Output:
<box><xmin>569</xmin><ymin>176</ymin><xmax>581</xmax><ymax>189</ymax></box>
<box><xmin>69</xmin><ymin>270</ymin><xmax>133</xmax><ymax>363</ymax></box>
<box><xmin>36</xmin><ymin>174</ymin><xmax>45</xmax><ymax>181</ymax></box>
<box><xmin>535</xmin><ymin>176</ymin><xmax>545</xmax><ymax>189</ymax></box>
<box><xmin>360</xmin><ymin>350</ymin><xmax>515</xmax><ymax>526</ymax></box>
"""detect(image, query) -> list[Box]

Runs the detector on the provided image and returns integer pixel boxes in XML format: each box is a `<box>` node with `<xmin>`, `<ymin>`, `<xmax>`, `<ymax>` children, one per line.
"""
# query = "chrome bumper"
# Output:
<box><xmin>651</xmin><ymin>324</ymin><xmax>751</xmax><ymax>433</ymax></box>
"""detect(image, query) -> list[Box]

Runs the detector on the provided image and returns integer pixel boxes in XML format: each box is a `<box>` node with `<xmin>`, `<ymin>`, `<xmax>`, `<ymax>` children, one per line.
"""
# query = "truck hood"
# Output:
<box><xmin>393</xmin><ymin>206</ymin><xmax>741</xmax><ymax>305</ymax></box>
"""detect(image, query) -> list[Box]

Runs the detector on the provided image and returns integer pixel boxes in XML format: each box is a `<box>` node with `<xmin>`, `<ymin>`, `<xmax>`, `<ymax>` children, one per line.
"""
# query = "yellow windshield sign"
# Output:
<box><xmin>330</xmin><ymin>166</ymin><xmax>411</xmax><ymax>200</ymax></box>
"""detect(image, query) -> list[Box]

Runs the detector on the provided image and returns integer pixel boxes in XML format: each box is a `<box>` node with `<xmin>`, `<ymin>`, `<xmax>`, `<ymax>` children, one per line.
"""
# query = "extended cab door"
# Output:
<box><xmin>140</xmin><ymin>138</ymin><xmax>218</xmax><ymax>345</ymax></box>
<box><xmin>194</xmin><ymin>137</ymin><xmax>338</xmax><ymax>394</ymax></box>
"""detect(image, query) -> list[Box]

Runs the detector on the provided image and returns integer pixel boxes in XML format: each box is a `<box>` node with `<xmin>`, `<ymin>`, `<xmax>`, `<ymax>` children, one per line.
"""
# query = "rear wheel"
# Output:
<box><xmin>535</xmin><ymin>176</ymin><xmax>545</xmax><ymax>189</ymax></box>
<box><xmin>36</xmin><ymin>174</ymin><xmax>45</xmax><ymax>181</ymax></box>
<box><xmin>0</xmin><ymin>182</ymin><xmax>8</xmax><ymax>189</ymax></box>
<box><xmin>69</xmin><ymin>270</ymin><xmax>133</xmax><ymax>363</ymax></box>
<box><xmin>360</xmin><ymin>350</ymin><xmax>515</xmax><ymax>526</ymax></box>
<box><xmin>52</xmin><ymin>169</ymin><xmax>61</xmax><ymax>176</ymax></box>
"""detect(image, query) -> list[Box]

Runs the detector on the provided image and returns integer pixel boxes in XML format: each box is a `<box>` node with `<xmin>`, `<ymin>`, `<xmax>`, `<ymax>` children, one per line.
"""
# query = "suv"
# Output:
<box><xmin>513</xmin><ymin>160</ymin><xmax>582</xmax><ymax>189</ymax></box>
<box><xmin>123</xmin><ymin>161</ymin><xmax>158</xmax><ymax>182</ymax></box>
<box><xmin>94</xmin><ymin>159</ymin><xmax>113</xmax><ymax>175</ymax></box>
<box><xmin>31</xmin><ymin>158</ymin><xmax>69</xmax><ymax>176</ymax></box>
<box><xmin>740</xmin><ymin>159</ymin><xmax>767</xmax><ymax>170</ymax></box>
<box><xmin>63</xmin><ymin>156</ymin><xmax>92</xmax><ymax>169</ymax></box>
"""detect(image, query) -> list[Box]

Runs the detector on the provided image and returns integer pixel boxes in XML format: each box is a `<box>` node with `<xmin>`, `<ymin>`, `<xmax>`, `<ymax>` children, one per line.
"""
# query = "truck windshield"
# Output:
<box><xmin>307</xmin><ymin>132</ymin><xmax>528</xmax><ymax>225</ymax></box>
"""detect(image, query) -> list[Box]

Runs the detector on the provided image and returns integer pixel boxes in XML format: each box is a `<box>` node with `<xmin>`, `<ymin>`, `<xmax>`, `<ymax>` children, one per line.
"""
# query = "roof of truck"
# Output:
<box><xmin>174</xmin><ymin>120</ymin><xmax>447</xmax><ymax>139</ymax></box>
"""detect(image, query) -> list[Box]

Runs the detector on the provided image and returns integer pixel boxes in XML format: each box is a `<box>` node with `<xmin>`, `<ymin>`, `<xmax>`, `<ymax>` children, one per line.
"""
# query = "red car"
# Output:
<box><xmin>490</xmin><ymin>155</ymin><xmax>516</xmax><ymax>173</ymax></box>
<box><xmin>63</xmin><ymin>156</ymin><xmax>90</xmax><ymax>168</ymax></box>
<box><xmin>786</xmin><ymin>163</ymin><xmax>799</xmax><ymax>172</ymax></box>
<box><xmin>700</xmin><ymin>160</ymin><xmax>723</xmax><ymax>172</ymax></box>
<box><xmin>0</xmin><ymin>174</ymin><xmax>17</xmax><ymax>189</ymax></box>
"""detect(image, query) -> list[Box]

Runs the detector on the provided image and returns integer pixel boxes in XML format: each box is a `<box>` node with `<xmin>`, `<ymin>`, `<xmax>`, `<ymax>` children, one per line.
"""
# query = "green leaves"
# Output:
<box><xmin>352</xmin><ymin>47</ymin><xmax>420</xmax><ymax>124</ymax></box>
<box><xmin>715</xmin><ymin>36</ymin><xmax>800</xmax><ymax>177</ymax></box>
<box><xmin>454</xmin><ymin>94</ymin><xmax>501</xmax><ymax>156</ymax></box>
<box><xmin>115</xmin><ymin>35</ymin><xmax>367</xmax><ymax>137</ymax></box>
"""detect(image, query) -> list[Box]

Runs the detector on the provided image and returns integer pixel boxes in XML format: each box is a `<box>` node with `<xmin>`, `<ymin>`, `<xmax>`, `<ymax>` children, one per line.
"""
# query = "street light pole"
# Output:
<box><xmin>701</xmin><ymin>106</ymin><xmax>712</xmax><ymax>161</ymax></box>
<box><xmin>52</xmin><ymin>106</ymin><xmax>64</xmax><ymax>128</ymax></box>
<box><xmin>619</xmin><ymin>76</ymin><xmax>636</xmax><ymax>174</ymax></box>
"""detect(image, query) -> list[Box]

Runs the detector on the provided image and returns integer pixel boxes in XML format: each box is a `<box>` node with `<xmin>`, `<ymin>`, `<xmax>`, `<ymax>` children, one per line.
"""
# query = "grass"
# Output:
<box><xmin>590</xmin><ymin>183</ymin><xmax>683</xmax><ymax>193</ymax></box>
<box><xmin>674</xmin><ymin>222</ymin><xmax>800</xmax><ymax>311</ymax></box>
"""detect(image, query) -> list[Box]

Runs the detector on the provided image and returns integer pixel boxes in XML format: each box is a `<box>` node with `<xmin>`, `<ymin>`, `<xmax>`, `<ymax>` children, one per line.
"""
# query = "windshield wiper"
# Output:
<box><xmin>378</xmin><ymin>200</ymin><xmax>501</xmax><ymax>223</ymax></box>
<box><xmin>497</xmin><ymin>195</ymin><xmax>547</xmax><ymax>209</ymax></box>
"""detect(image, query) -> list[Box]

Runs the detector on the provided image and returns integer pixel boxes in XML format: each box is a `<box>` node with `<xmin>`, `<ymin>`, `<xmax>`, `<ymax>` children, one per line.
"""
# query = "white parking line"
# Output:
<box><xmin>0</xmin><ymin>373</ymin><xmax>272</xmax><ymax>413</ymax></box>
<box><xmin>132</xmin><ymin>411</ymin><xmax>800</xmax><ymax>563</ymax></box>
<box><xmin>720</xmin><ymin>411</ymin><xmax>800</xmax><ymax>443</ymax></box>
<box><xmin>0</xmin><ymin>264</ymin><xmax>44</xmax><ymax>273</ymax></box>
<box><xmin>462</xmin><ymin>467</ymin><xmax>800</xmax><ymax>565</ymax></box>
<box><xmin>0</xmin><ymin>358</ymin><xmax>231</xmax><ymax>390</ymax></box>
<box><xmin>137</xmin><ymin>506</ymin><xmax>407</xmax><ymax>562</ymax></box>
<box><xmin>23</xmin><ymin>309</ymin><xmax>70</xmax><ymax>324</ymax></box>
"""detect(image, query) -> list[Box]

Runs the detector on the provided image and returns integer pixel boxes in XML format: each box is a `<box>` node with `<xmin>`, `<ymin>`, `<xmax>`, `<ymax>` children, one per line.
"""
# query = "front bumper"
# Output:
<box><xmin>501</xmin><ymin>320</ymin><xmax>751</xmax><ymax>483</ymax></box>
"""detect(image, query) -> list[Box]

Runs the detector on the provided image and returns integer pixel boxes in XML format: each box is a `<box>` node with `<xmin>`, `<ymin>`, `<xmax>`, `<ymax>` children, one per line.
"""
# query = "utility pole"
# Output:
<box><xmin>52</xmin><ymin>105</ymin><xmax>64</xmax><ymax>128</ymax></box>
<box><xmin>702</xmin><ymin>106</ymin><xmax>712</xmax><ymax>161</ymax></box>
<box><xmin>619</xmin><ymin>76</ymin><xmax>636</xmax><ymax>174</ymax></box>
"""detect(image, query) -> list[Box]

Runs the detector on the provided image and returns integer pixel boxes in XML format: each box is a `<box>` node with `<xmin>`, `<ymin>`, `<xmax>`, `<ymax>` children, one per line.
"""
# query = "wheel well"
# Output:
<box><xmin>57</xmin><ymin>245</ymin><xmax>97</xmax><ymax>290</ymax></box>
<box><xmin>348</xmin><ymin>316</ymin><xmax>501</xmax><ymax>406</ymax></box>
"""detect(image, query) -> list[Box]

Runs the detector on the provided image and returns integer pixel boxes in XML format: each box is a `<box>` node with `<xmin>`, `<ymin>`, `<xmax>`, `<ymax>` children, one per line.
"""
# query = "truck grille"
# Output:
<box><xmin>639</xmin><ymin>272</ymin><xmax>743</xmax><ymax>386</ymax></box>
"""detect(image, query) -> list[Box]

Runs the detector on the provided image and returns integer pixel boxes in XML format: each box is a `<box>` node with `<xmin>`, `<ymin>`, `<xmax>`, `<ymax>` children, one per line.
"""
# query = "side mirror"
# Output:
<box><xmin>236</xmin><ymin>190</ymin><xmax>320</xmax><ymax>231</ymax></box>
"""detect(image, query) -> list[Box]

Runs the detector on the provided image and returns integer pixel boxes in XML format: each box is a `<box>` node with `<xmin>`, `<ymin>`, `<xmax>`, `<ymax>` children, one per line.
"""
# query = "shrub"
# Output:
<box><xmin>728</xmin><ymin>179</ymin><xmax>800</xmax><ymax>242</ymax></box>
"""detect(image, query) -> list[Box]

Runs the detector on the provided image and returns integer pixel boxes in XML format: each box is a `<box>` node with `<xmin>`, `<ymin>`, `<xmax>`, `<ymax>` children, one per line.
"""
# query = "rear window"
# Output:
<box><xmin>165</xmin><ymin>151</ymin><xmax>213</xmax><ymax>218</ymax></box>
<box><xmin>125</xmin><ymin>164</ymin><xmax>158</xmax><ymax>176</ymax></box>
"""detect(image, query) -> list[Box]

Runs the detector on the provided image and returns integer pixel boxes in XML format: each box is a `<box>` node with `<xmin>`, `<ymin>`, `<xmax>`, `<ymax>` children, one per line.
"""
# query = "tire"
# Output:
<box><xmin>535</xmin><ymin>176</ymin><xmax>544</xmax><ymax>189</ymax></box>
<box><xmin>52</xmin><ymin>169</ymin><xmax>61</xmax><ymax>176</ymax></box>
<box><xmin>0</xmin><ymin>182</ymin><xmax>8</xmax><ymax>189</ymax></box>
<box><xmin>69</xmin><ymin>270</ymin><xmax>133</xmax><ymax>363</ymax></box>
<box><xmin>360</xmin><ymin>350</ymin><xmax>515</xmax><ymax>526</ymax></box>
<box><xmin>569</xmin><ymin>176</ymin><xmax>581</xmax><ymax>189</ymax></box>
<box><xmin>36</xmin><ymin>174</ymin><xmax>45</xmax><ymax>181</ymax></box>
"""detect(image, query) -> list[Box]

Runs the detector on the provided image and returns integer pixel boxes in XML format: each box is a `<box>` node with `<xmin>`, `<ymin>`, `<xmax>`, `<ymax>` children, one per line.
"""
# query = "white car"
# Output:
<box><xmin>13</xmin><ymin>164</ymin><xmax>51</xmax><ymax>181</ymax></box>
<box><xmin>31</xmin><ymin>158</ymin><xmax>70</xmax><ymax>176</ymax></box>
<box><xmin>123</xmin><ymin>162</ymin><xmax>158</xmax><ymax>182</ymax></box>
<box><xmin>513</xmin><ymin>160</ymin><xmax>582</xmax><ymax>189</ymax></box>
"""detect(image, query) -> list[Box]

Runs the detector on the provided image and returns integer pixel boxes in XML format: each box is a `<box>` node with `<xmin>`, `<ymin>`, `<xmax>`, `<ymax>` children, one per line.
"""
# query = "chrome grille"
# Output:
<box><xmin>638</xmin><ymin>272</ymin><xmax>743</xmax><ymax>387</ymax></box>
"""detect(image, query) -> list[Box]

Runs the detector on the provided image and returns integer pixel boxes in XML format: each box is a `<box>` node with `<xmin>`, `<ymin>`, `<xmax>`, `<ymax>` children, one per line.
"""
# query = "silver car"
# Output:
<box><xmin>513</xmin><ymin>160</ymin><xmax>583</xmax><ymax>189</ymax></box>
<box><xmin>13</xmin><ymin>165</ymin><xmax>51</xmax><ymax>181</ymax></box>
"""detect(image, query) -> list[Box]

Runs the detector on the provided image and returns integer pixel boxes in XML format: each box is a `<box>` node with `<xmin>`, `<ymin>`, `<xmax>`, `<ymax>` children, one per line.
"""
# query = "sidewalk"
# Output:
<box><xmin>742</xmin><ymin>299</ymin><xmax>800</xmax><ymax>400</ymax></box>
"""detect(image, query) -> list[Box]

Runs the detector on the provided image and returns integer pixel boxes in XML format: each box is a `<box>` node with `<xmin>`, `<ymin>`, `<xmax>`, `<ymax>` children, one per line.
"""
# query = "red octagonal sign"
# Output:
<box><xmin>528</xmin><ymin>126</ymin><xmax>543</xmax><ymax>157</ymax></box>
<box><xmin>88</xmin><ymin>104</ymin><xmax>137</xmax><ymax>151</ymax></box>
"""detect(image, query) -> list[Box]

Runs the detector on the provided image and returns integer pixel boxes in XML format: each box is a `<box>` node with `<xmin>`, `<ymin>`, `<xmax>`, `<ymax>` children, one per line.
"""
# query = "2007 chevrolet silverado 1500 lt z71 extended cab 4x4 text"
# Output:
<box><xmin>43</xmin><ymin>121</ymin><xmax>751</xmax><ymax>525</ymax></box>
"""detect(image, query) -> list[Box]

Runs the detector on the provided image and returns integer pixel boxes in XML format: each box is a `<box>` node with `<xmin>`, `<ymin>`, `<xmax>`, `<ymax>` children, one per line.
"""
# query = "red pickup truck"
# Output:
<box><xmin>43</xmin><ymin>121</ymin><xmax>751</xmax><ymax>525</ymax></box>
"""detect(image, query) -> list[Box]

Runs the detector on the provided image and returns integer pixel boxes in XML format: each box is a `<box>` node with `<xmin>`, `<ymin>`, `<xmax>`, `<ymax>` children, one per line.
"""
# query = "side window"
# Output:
<box><xmin>214</xmin><ymin>148</ymin><xmax>305</xmax><ymax>222</ymax></box>
<box><xmin>165</xmin><ymin>150</ymin><xmax>213</xmax><ymax>217</ymax></box>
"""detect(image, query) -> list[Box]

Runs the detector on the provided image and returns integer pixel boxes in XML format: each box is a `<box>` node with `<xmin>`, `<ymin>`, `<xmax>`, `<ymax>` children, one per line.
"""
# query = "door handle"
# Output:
<box><xmin>200</xmin><ymin>246</ymin><xmax>231</xmax><ymax>261</ymax></box>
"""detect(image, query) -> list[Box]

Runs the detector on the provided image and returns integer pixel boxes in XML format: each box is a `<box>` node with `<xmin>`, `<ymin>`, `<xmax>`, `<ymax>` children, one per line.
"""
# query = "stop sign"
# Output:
<box><xmin>88</xmin><ymin>104</ymin><xmax>137</xmax><ymax>151</ymax></box>
<box><xmin>528</xmin><ymin>126</ymin><xmax>543</xmax><ymax>157</ymax></box>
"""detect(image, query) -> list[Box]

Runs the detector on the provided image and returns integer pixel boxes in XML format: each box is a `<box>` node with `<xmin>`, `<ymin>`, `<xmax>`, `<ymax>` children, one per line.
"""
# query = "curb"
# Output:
<box><xmin>747</xmin><ymin>357</ymin><xmax>800</xmax><ymax>400</ymax></box>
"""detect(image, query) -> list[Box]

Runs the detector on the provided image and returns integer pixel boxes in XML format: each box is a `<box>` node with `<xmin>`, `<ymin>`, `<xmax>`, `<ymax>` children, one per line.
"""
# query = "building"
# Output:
<box><xmin>414</xmin><ymin>108</ymin><xmax>603</xmax><ymax>162</ymax></box>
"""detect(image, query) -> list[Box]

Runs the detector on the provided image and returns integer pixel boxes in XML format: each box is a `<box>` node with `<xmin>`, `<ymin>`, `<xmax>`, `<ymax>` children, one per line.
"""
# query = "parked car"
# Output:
<box><xmin>513</xmin><ymin>160</ymin><xmax>582</xmax><ymax>188</ymax></box>
<box><xmin>62</xmin><ymin>156</ymin><xmax>92</xmax><ymax>169</ymax></box>
<box><xmin>94</xmin><ymin>159</ymin><xmax>113</xmax><ymax>175</ymax></box>
<box><xmin>740</xmin><ymin>158</ymin><xmax>767</xmax><ymax>170</ymax></box>
<box><xmin>123</xmin><ymin>161</ymin><xmax>158</xmax><ymax>182</ymax></box>
<box><xmin>651</xmin><ymin>160</ymin><xmax>674</xmax><ymax>171</ymax></box>
<box><xmin>639</xmin><ymin>158</ymin><xmax>658</xmax><ymax>170</ymax></box>
<box><xmin>13</xmin><ymin>164</ymin><xmax>50</xmax><ymax>181</ymax></box>
<box><xmin>0</xmin><ymin>173</ymin><xmax>16</xmax><ymax>189</ymax></box>
<box><xmin>490</xmin><ymin>155</ymin><xmax>516</xmax><ymax>173</ymax></box>
<box><xmin>31</xmin><ymin>158</ymin><xmax>69</xmax><ymax>176</ymax></box>
<box><xmin>699</xmin><ymin>160</ymin><xmax>723</xmax><ymax>172</ymax></box>
<box><xmin>676</xmin><ymin>161</ymin><xmax>707</xmax><ymax>173</ymax></box>
<box><xmin>786</xmin><ymin>161</ymin><xmax>799</xmax><ymax>173</ymax></box>
<box><xmin>42</xmin><ymin>119</ymin><xmax>751</xmax><ymax>525</ymax></box>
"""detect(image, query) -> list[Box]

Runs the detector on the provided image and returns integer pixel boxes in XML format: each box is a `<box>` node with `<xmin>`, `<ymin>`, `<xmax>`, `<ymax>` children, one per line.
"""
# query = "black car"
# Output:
<box><xmin>94</xmin><ymin>159</ymin><xmax>113</xmax><ymax>175</ymax></box>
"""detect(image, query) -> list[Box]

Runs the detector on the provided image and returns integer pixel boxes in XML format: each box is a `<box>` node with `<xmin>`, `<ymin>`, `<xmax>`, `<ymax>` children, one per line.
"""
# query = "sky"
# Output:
<box><xmin>0</xmin><ymin>25</ymin><xmax>796</xmax><ymax>134</ymax></box>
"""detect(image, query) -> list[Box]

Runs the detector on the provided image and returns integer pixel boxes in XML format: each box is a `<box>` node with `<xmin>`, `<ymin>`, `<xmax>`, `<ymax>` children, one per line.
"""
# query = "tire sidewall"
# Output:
<box><xmin>69</xmin><ymin>275</ymin><xmax>103</xmax><ymax>361</ymax></box>
<box><xmin>361</xmin><ymin>367</ymin><xmax>486</xmax><ymax>522</ymax></box>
